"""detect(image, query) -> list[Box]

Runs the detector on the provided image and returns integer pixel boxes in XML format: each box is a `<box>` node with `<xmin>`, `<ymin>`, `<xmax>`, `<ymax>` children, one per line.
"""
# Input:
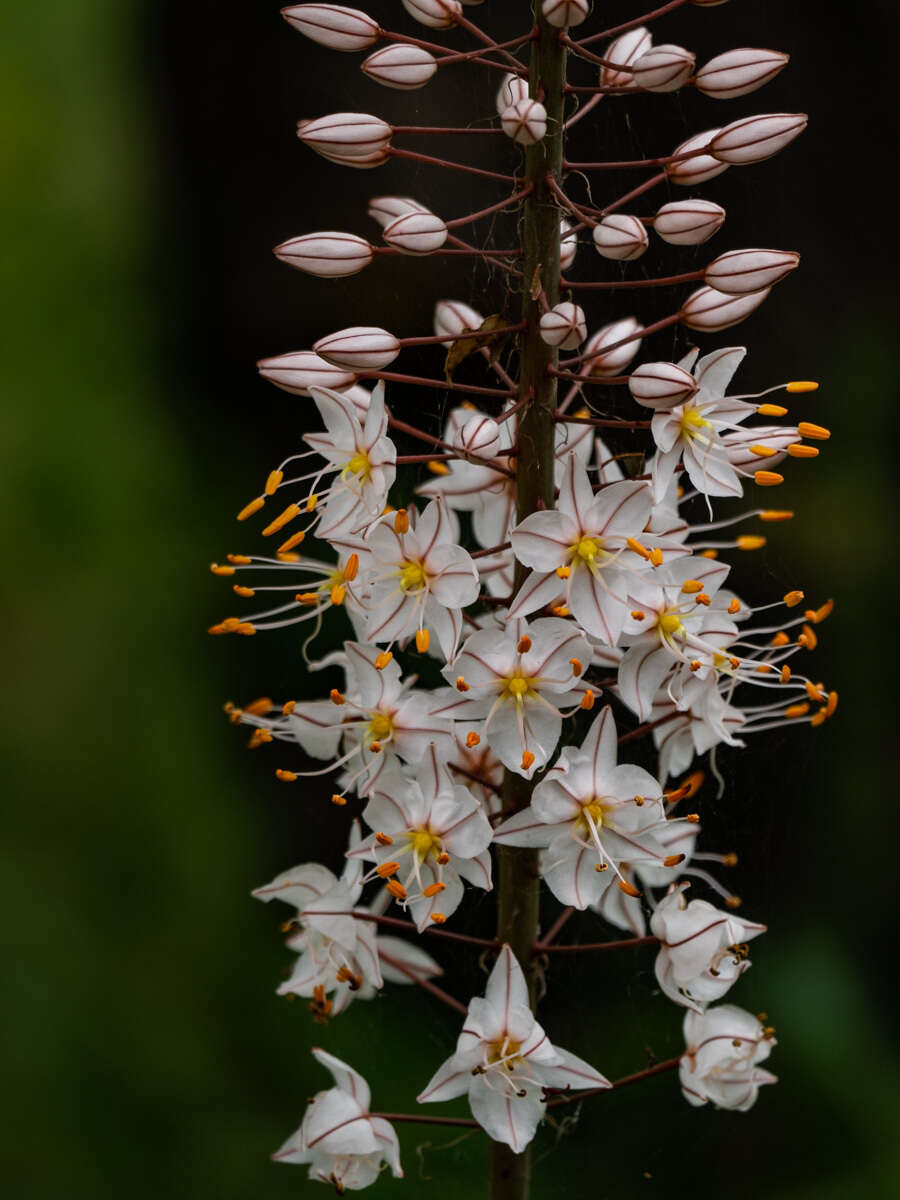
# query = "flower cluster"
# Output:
<box><xmin>211</xmin><ymin>0</ymin><xmax>832</xmax><ymax>1189</ymax></box>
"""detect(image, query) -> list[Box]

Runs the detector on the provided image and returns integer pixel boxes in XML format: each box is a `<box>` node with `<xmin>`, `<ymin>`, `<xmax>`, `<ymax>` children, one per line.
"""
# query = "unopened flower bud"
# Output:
<box><xmin>710</xmin><ymin>114</ymin><xmax>807</xmax><ymax>164</ymax></box>
<box><xmin>281</xmin><ymin>4</ymin><xmax>380</xmax><ymax>51</ymax></box>
<box><xmin>434</xmin><ymin>299</ymin><xmax>484</xmax><ymax>343</ymax></box>
<box><xmin>653</xmin><ymin>199</ymin><xmax>726</xmax><ymax>245</ymax></box>
<box><xmin>631</xmin><ymin>44</ymin><xmax>695</xmax><ymax>92</ymax></box>
<box><xmin>542</xmin><ymin>0</ymin><xmax>590</xmax><ymax>28</ymax></box>
<box><xmin>681</xmin><ymin>286</ymin><xmax>770</xmax><ymax>332</ymax></box>
<box><xmin>592</xmin><ymin>214</ymin><xmax>649</xmax><ymax>261</ymax></box>
<box><xmin>362</xmin><ymin>44</ymin><xmax>437</xmax><ymax>90</ymax></box>
<box><xmin>560</xmin><ymin>219</ymin><xmax>578</xmax><ymax>270</ymax></box>
<box><xmin>704</xmin><ymin>249</ymin><xmax>799</xmax><ymax>295</ymax></box>
<box><xmin>601</xmin><ymin>26</ymin><xmax>652</xmax><ymax>89</ymax></box>
<box><xmin>501</xmin><ymin>98</ymin><xmax>547</xmax><ymax>145</ymax></box>
<box><xmin>313</xmin><ymin>326</ymin><xmax>401</xmax><ymax>370</ymax></box>
<box><xmin>383</xmin><ymin>210</ymin><xmax>448</xmax><ymax>254</ymax></box>
<box><xmin>274</xmin><ymin>231</ymin><xmax>374</xmax><ymax>277</ymax></box>
<box><xmin>667</xmin><ymin>129</ymin><xmax>729</xmax><ymax>185</ymax></box>
<box><xmin>455</xmin><ymin>415</ymin><xmax>501</xmax><ymax>459</ymax></box>
<box><xmin>257</xmin><ymin>350</ymin><xmax>356</xmax><ymax>395</ymax></box>
<box><xmin>495</xmin><ymin>72</ymin><xmax>529</xmax><ymax>116</ymax></box>
<box><xmin>367</xmin><ymin>195</ymin><xmax>428</xmax><ymax>227</ymax></box>
<box><xmin>695</xmin><ymin>49</ymin><xmax>789</xmax><ymax>100</ymax></box>
<box><xmin>629</xmin><ymin>362</ymin><xmax>699</xmax><ymax>408</ymax></box>
<box><xmin>298</xmin><ymin>112</ymin><xmax>392</xmax><ymax>166</ymax></box>
<box><xmin>401</xmin><ymin>0</ymin><xmax>462</xmax><ymax>29</ymax></box>
<box><xmin>584</xmin><ymin>317</ymin><xmax>644</xmax><ymax>376</ymax></box>
<box><xmin>540</xmin><ymin>302</ymin><xmax>587</xmax><ymax>350</ymax></box>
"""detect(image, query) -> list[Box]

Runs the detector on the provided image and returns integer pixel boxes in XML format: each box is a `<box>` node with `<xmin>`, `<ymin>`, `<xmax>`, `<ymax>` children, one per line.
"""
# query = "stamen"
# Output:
<box><xmin>210</xmin><ymin>563</ymin><xmax>235</xmax><ymax>576</ymax></box>
<box><xmin>423</xmin><ymin>882</ymin><xmax>446</xmax><ymax>898</ymax></box>
<box><xmin>233</xmin><ymin>585</ymin><xmax>255</xmax><ymax>597</ymax></box>
<box><xmin>759</xmin><ymin>509</ymin><xmax>794</xmax><ymax>522</ymax></box>
<box><xmin>375</xmin><ymin>651</ymin><xmax>393</xmax><ymax>669</ymax></box>
<box><xmin>556</xmin><ymin>566</ymin><xmax>571</xmax><ymax>578</ymax></box>
<box><xmin>265</xmin><ymin>469</ymin><xmax>283</xmax><ymax>496</ymax></box>
<box><xmin>569</xmin><ymin>657</ymin><xmax>582</xmax><ymax>675</ymax></box>
<box><xmin>262</xmin><ymin>503</ymin><xmax>301</xmax><ymax>536</ymax></box>
<box><xmin>386</xmin><ymin>879</ymin><xmax>407</xmax><ymax>899</ymax></box>
<box><xmin>805</xmin><ymin>680</ymin><xmax>826</xmax><ymax>702</ymax></box>
<box><xmin>456</xmin><ymin>676</ymin><xmax>470</xmax><ymax>691</ymax></box>
<box><xmin>466</xmin><ymin>732</ymin><xmax>481</xmax><ymax>748</ymax></box>
<box><xmin>797</xmin><ymin>421</ymin><xmax>830</xmax><ymax>440</ymax></box>
<box><xmin>430</xmin><ymin>913</ymin><xmax>446</xmax><ymax>924</ymax></box>
<box><xmin>749</xmin><ymin>444</ymin><xmax>777</xmax><ymax>457</ymax></box>
<box><xmin>757</xmin><ymin>403</ymin><xmax>788</xmax><ymax>416</ymax></box>
<box><xmin>282</xmin><ymin>700</ymin><xmax>296</xmax><ymax>714</ymax></box>
<box><xmin>275</xmin><ymin>769</ymin><xmax>298</xmax><ymax>782</ymax></box>
<box><xmin>330</xmin><ymin>689</ymin><xmax>346</xmax><ymax>705</ymax></box>
<box><xmin>394</xmin><ymin>508</ymin><xmax>410</xmax><ymax>533</ymax></box>
<box><xmin>728</xmin><ymin>598</ymin><xmax>741</xmax><ymax>614</ymax></box>
<box><xmin>245</xmin><ymin>697</ymin><xmax>273</xmax><ymax>716</ymax></box>
<box><xmin>626</xmin><ymin>537</ymin><xmax>651</xmax><ymax>560</ymax></box>
<box><xmin>754</xmin><ymin>471</ymin><xmax>784</xmax><ymax>487</ymax></box>
<box><xmin>771</xmin><ymin>631</ymin><xmax>790</xmax><ymax>646</ymax></box>
<box><xmin>279</xmin><ymin>530</ymin><xmax>306</xmax><ymax>553</ymax></box>
<box><xmin>227</xmin><ymin>554</ymin><xmax>251</xmax><ymax>564</ymax></box>
<box><xmin>787</xmin><ymin>443</ymin><xmax>819</xmax><ymax>458</ymax></box>
<box><xmin>331</xmin><ymin>794</ymin><xmax>347</xmax><ymax>806</ymax></box>
<box><xmin>783</xmin><ymin>590</ymin><xmax>805</xmax><ymax>608</ymax></box>
<box><xmin>780</xmin><ymin>665</ymin><xmax>791</xmax><ymax>683</ymax></box>
<box><xmin>580</xmin><ymin>690</ymin><xmax>595</xmax><ymax>709</ymax></box>
<box><xmin>377</xmin><ymin>861</ymin><xmax>400</xmax><ymax>878</ymax></box>
<box><xmin>344</xmin><ymin>553</ymin><xmax>359</xmax><ymax>581</ymax></box>
<box><xmin>518</xmin><ymin>636</ymin><xmax>532</xmax><ymax>653</ymax></box>
<box><xmin>416</xmin><ymin>628</ymin><xmax>430</xmax><ymax>652</ymax></box>
<box><xmin>521</xmin><ymin>751</ymin><xmax>535</xmax><ymax>770</ymax></box>
<box><xmin>681</xmin><ymin>580</ymin><xmax>703</xmax><ymax>594</ymax></box>
<box><xmin>785</xmin><ymin>380</ymin><xmax>818</xmax><ymax>393</ymax></box>
<box><xmin>237</xmin><ymin>496</ymin><xmax>265</xmax><ymax>521</ymax></box>
<box><xmin>427</xmin><ymin>460</ymin><xmax>450</xmax><ymax>475</ymax></box>
<box><xmin>784</xmin><ymin>702</ymin><xmax>810</xmax><ymax>719</ymax></box>
<box><xmin>737</xmin><ymin>535</ymin><xmax>766</xmax><ymax>550</ymax></box>
<box><xmin>618</xmin><ymin>879</ymin><xmax>641</xmax><ymax>897</ymax></box>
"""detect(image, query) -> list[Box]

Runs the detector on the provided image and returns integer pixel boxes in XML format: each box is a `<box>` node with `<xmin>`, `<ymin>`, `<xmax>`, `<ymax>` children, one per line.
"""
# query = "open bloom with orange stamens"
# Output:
<box><xmin>417</xmin><ymin>945</ymin><xmax>609</xmax><ymax>1152</ymax></box>
<box><xmin>348</xmin><ymin>744</ymin><xmax>493</xmax><ymax>930</ymax></box>
<box><xmin>361</xmin><ymin>501</ymin><xmax>478</xmax><ymax>659</ymax></box>
<box><xmin>493</xmin><ymin>706</ymin><xmax>674</xmax><ymax>908</ymax></box>
<box><xmin>431</xmin><ymin>617</ymin><xmax>591</xmax><ymax>778</ymax></box>
<box><xmin>508</xmin><ymin>454</ymin><xmax>678</xmax><ymax>646</ymax></box>
<box><xmin>273</xmin><ymin>1048</ymin><xmax>403</xmax><ymax>1187</ymax></box>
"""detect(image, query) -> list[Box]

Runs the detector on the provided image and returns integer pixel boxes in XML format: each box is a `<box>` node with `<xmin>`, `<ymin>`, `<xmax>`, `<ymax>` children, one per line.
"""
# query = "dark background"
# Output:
<box><xmin>3</xmin><ymin>0</ymin><xmax>898</xmax><ymax>1196</ymax></box>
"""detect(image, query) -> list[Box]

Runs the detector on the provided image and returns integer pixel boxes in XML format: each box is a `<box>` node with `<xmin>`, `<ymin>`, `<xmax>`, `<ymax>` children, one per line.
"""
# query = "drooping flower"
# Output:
<box><xmin>679</xmin><ymin>1005</ymin><xmax>777</xmax><ymax>1110</ymax></box>
<box><xmin>431</xmin><ymin>617</ymin><xmax>592</xmax><ymax>777</ymax></box>
<box><xmin>273</xmin><ymin>1048</ymin><xmax>403</xmax><ymax>1188</ymax></box>
<box><xmin>417</xmin><ymin>946</ymin><xmax>609</xmax><ymax>1152</ymax></box>
<box><xmin>493</xmin><ymin>706</ymin><xmax>675</xmax><ymax>907</ymax></box>
<box><xmin>651</xmin><ymin>883</ymin><xmax>765</xmax><ymax>1011</ymax></box>
<box><xmin>348</xmin><ymin>744</ymin><xmax>493</xmax><ymax>930</ymax></box>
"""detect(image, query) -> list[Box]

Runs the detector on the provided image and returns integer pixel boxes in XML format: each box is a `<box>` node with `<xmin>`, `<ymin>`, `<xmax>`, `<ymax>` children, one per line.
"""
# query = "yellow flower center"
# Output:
<box><xmin>570</xmin><ymin>535</ymin><xmax>605</xmax><ymax>565</ymax></box>
<box><xmin>344</xmin><ymin>450</ymin><xmax>371</xmax><ymax>479</ymax></box>
<box><xmin>505</xmin><ymin>675</ymin><xmax>532</xmax><ymax>700</ymax></box>
<box><xmin>486</xmin><ymin>1037</ymin><xmax>522</xmax><ymax>1066</ymax></box>
<box><xmin>680</xmin><ymin>408</ymin><xmax>712</xmax><ymax>438</ymax></box>
<box><xmin>408</xmin><ymin>828</ymin><xmax>441</xmax><ymax>860</ymax></box>
<box><xmin>399</xmin><ymin>560</ymin><xmax>427</xmax><ymax>591</ymax></box>
<box><xmin>658</xmin><ymin>612</ymin><xmax>685</xmax><ymax>638</ymax></box>
<box><xmin>368</xmin><ymin>712</ymin><xmax>393</xmax><ymax>741</ymax></box>
<box><xmin>580</xmin><ymin>798</ymin><xmax>607</xmax><ymax>830</ymax></box>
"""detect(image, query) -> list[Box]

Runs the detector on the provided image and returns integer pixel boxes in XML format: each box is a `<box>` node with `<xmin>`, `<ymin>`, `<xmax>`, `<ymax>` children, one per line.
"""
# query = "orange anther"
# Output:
<box><xmin>749</xmin><ymin>444</ymin><xmax>777</xmax><ymax>457</ymax></box>
<box><xmin>569</xmin><ymin>656</ymin><xmax>583</xmax><ymax>675</ymax></box>
<box><xmin>427</xmin><ymin>460</ymin><xmax>449</xmax><ymax>476</ymax></box>
<box><xmin>265</xmin><ymin>469</ymin><xmax>283</xmax><ymax>496</ymax></box>
<box><xmin>282</xmin><ymin>700</ymin><xmax>296</xmax><ymax>715</ymax></box>
<box><xmin>430</xmin><ymin>913</ymin><xmax>446</xmax><ymax>924</ymax></box>
<box><xmin>296</xmin><ymin>592</ymin><xmax>320</xmax><ymax>605</ymax></box>
<box><xmin>737</xmin><ymin>535</ymin><xmax>766</xmax><ymax>550</ymax></box>
<box><xmin>784</xmin><ymin>702</ymin><xmax>810</xmax><ymax>719</ymax></box>
<box><xmin>278</xmin><ymin>530</ymin><xmax>306</xmax><ymax>553</ymax></box>
<box><xmin>416</xmin><ymin>628</ymin><xmax>430</xmax><ymax>653</ymax></box>
<box><xmin>375</xmin><ymin>832</ymin><xmax>393</xmax><ymax>846</ymax></box>
<box><xmin>376</xmin><ymin>861</ymin><xmax>400</xmax><ymax>878</ymax></box>
<box><xmin>728</xmin><ymin>598</ymin><xmax>741</xmax><ymax>614</ymax></box>
<box><xmin>757</xmin><ymin>402</ymin><xmax>788</xmax><ymax>416</ymax></box>
<box><xmin>423</xmin><ymin>882</ymin><xmax>446</xmax><ymax>898</ymax></box>
<box><xmin>385</xmin><ymin>879</ymin><xmax>407</xmax><ymax>899</ymax></box>
<box><xmin>630</xmin><ymin>610</ymin><xmax>646</xmax><ymax>621</ymax></box>
<box><xmin>465</xmin><ymin>731</ymin><xmax>481</xmax><ymax>748</ymax></box>
<box><xmin>343</xmin><ymin>553</ymin><xmax>359</xmax><ymax>581</ymax></box>
<box><xmin>689</xmin><ymin>660</ymin><xmax>701</xmax><ymax>672</ymax></box>
<box><xmin>556</xmin><ymin>565</ymin><xmax>571</xmax><ymax>579</ymax></box>
<box><xmin>686</xmin><ymin>813</ymin><xmax>700</xmax><ymax>824</ymax></box>
<box><xmin>331</xmin><ymin>793</ymin><xmax>347</xmax><ymax>806</ymax></box>
<box><xmin>664</xmin><ymin>853</ymin><xmax>686</xmax><ymax>868</ymax></box>
<box><xmin>787</xmin><ymin>443</ymin><xmax>819</xmax><ymax>458</ymax></box>
<box><xmin>375</xmin><ymin>651</ymin><xmax>393</xmax><ymax>670</ymax></box>
<box><xmin>695</xmin><ymin>593</ymin><xmax>711</xmax><ymax>606</ymax></box>
<box><xmin>754</xmin><ymin>470</ymin><xmax>784</xmax><ymax>487</ymax></box>
<box><xmin>721</xmin><ymin>852</ymin><xmax>738</xmax><ymax>868</ymax></box>
<box><xmin>810</xmin><ymin>710</ymin><xmax>827</xmax><ymax>728</ymax></box>
<box><xmin>700</xmin><ymin>549</ymin><xmax>719</xmax><ymax>559</ymax></box>
<box><xmin>783</xmin><ymin>590</ymin><xmax>805</xmax><ymax>608</ymax></box>
<box><xmin>771</xmin><ymin>631</ymin><xmax>790</xmax><ymax>646</ymax></box>
<box><xmin>780</xmin><ymin>666</ymin><xmax>791</xmax><ymax>683</ymax></box>
<box><xmin>237</xmin><ymin>496</ymin><xmax>265</xmax><ymax>521</ymax></box>
<box><xmin>682</xmin><ymin>580</ymin><xmax>703</xmax><ymax>594</ymax></box>
<box><xmin>245</xmin><ymin>697</ymin><xmax>273</xmax><ymax>716</ymax></box>
<box><xmin>618</xmin><ymin>879</ymin><xmax>641</xmax><ymax>898</ymax></box>
<box><xmin>394</xmin><ymin>508</ymin><xmax>410</xmax><ymax>534</ymax></box>
<box><xmin>227</xmin><ymin>554</ymin><xmax>252</xmax><ymax>564</ymax></box>
<box><xmin>210</xmin><ymin>563</ymin><xmax>235</xmax><ymax>576</ymax></box>
<box><xmin>649</xmin><ymin>547</ymin><xmax>664</xmax><ymax>567</ymax></box>
<box><xmin>275</xmin><ymin>769</ymin><xmax>298</xmax><ymax>782</ymax></box>
<box><xmin>759</xmin><ymin>509</ymin><xmax>794</xmax><ymax>522</ymax></box>
<box><xmin>797</xmin><ymin>421</ymin><xmax>830</xmax><ymax>440</ymax></box>
<box><xmin>456</xmin><ymin>676</ymin><xmax>469</xmax><ymax>692</ymax></box>
<box><xmin>262</xmin><ymin>503</ymin><xmax>301</xmax><ymax>537</ymax></box>
<box><xmin>330</xmin><ymin>584</ymin><xmax>347</xmax><ymax>606</ymax></box>
<box><xmin>757</xmin><ymin>663</ymin><xmax>774</xmax><ymax>674</ymax></box>
<box><xmin>436</xmin><ymin>852</ymin><xmax>450</xmax><ymax>865</ymax></box>
<box><xmin>626</xmin><ymin>537</ymin><xmax>651</xmax><ymax>560</ymax></box>
<box><xmin>521</xmin><ymin>751</ymin><xmax>535</xmax><ymax>770</ymax></box>
<box><xmin>518</xmin><ymin>636</ymin><xmax>532</xmax><ymax>653</ymax></box>
<box><xmin>725</xmin><ymin>895</ymin><xmax>742</xmax><ymax>910</ymax></box>
<box><xmin>825</xmin><ymin>691</ymin><xmax>838</xmax><ymax>717</ymax></box>
<box><xmin>330</xmin><ymin>689</ymin><xmax>346</xmax><ymax>706</ymax></box>
<box><xmin>805</xmin><ymin>680</ymin><xmax>826</xmax><ymax>703</ymax></box>
<box><xmin>552</xmin><ymin>604</ymin><xmax>570</xmax><ymax>616</ymax></box>
<box><xmin>785</xmin><ymin>381</ymin><xmax>818</xmax><ymax>393</ymax></box>
<box><xmin>235</xmin><ymin>623</ymin><xmax>256</xmax><ymax>635</ymax></box>
<box><xmin>580</xmin><ymin>690</ymin><xmax>595</xmax><ymax>710</ymax></box>
<box><xmin>233</xmin><ymin>584</ymin><xmax>255</xmax><ymax>597</ymax></box>
<box><xmin>814</xmin><ymin>598</ymin><xmax>834</xmax><ymax>624</ymax></box>
<box><xmin>798</xmin><ymin>623</ymin><xmax>818</xmax><ymax>650</ymax></box>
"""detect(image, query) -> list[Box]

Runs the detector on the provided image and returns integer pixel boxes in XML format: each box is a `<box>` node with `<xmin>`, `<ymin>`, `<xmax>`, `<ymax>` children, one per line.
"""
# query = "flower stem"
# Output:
<box><xmin>491</xmin><ymin>9</ymin><xmax>565</xmax><ymax>1200</ymax></box>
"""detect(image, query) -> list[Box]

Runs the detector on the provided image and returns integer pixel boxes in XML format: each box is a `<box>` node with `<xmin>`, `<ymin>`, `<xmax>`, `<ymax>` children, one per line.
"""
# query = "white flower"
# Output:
<box><xmin>360</xmin><ymin>502</ymin><xmax>478</xmax><ymax>659</ymax></box>
<box><xmin>617</xmin><ymin>556</ymin><xmax>737</xmax><ymax>721</ymax></box>
<box><xmin>651</xmin><ymin>883</ymin><xmax>765</xmax><ymax>1011</ymax></box>
<box><xmin>348</xmin><ymin>744</ymin><xmax>493</xmax><ymax>930</ymax></box>
<box><xmin>417</xmin><ymin>945</ymin><xmax>609</xmax><ymax>1151</ymax></box>
<box><xmin>680</xmin><ymin>1005</ymin><xmax>777</xmax><ymax>1111</ymax></box>
<box><xmin>273</xmin><ymin>1048</ymin><xmax>403</xmax><ymax>1188</ymax></box>
<box><xmin>432</xmin><ymin>617</ymin><xmax>591</xmax><ymax>777</ymax></box>
<box><xmin>493</xmin><ymin>706</ymin><xmax>674</xmax><ymax>907</ymax></box>
<box><xmin>304</xmin><ymin>382</ymin><xmax>397</xmax><ymax>538</ymax></box>
<box><xmin>508</xmin><ymin>454</ymin><xmax>657</xmax><ymax>646</ymax></box>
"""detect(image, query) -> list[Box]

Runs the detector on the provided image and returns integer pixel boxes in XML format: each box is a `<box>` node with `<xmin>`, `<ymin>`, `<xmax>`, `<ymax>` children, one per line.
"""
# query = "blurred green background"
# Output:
<box><xmin>2</xmin><ymin>1</ymin><xmax>897</xmax><ymax>1196</ymax></box>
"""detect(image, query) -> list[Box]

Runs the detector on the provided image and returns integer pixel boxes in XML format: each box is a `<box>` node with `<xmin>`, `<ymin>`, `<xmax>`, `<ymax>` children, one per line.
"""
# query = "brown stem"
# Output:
<box><xmin>388</xmin><ymin>146</ymin><xmax>517</xmax><ymax>184</ymax></box>
<box><xmin>538</xmin><ymin>935</ymin><xmax>659</xmax><ymax>954</ymax></box>
<box><xmin>303</xmin><ymin>909</ymin><xmax>498</xmax><ymax>949</ymax></box>
<box><xmin>578</xmin><ymin>0</ymin><xmax>691</xmax><ymax>46</ymax></box>
<box><xmin>545</xmin><ymin>1056</ymin><xmax>681</xmax><ymax>1108</ymax></box>
<box><xmin>378</xmin><ymin>952</ymin><xmax>469</xmax><ymax>1015</ymax></box>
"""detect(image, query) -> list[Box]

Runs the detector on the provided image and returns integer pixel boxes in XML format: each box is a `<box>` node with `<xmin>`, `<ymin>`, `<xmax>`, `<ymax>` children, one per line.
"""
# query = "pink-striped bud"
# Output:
<box><xmin>653</xmin><ymin>199</ymin><xmax>725</xmax><ymax>246</ymax></box>
<box><xmin>710</xmin><ymin>114</ymin><xmax>807</xmax><ymax>164</ymax></box>
<box><xmin>455</xmin><ymin>415</ymin><xmax>502</xmax><ymax>459</ymax></box>
<box><xmin>496</xmin><ymin>73</ymin><xmax>529</xmax><ymax>116</ymax></box>
<box><xmin>313</xmin><ymin>326</ymin><xmax>401</xmax><ymax>370</ymax></box>
<box><xmin>681</xmin><ymin>286</ymin><xmax>771</xmax><ymax>332</ymax></box>
<box><xmin>601</xmin><ymin>27</ymin><xmax>652</xmax><ymax>89</ymax></box>
<box><xmin>667</xmin><ymin>128</ymin><xmax>729</xmax><ymax>186</ymax></box>
<box><xmin>298</xmin><ymin>113</ymin><xmax>392</xmax><ymax>166</ymax></box>
<box><xmin>401</xmin><ymin>0</ymin><xmax>461</xmax><ymax>29</ymax></box>
<box><xmin>434</xmin><ymin>299</ymin><xmax>484</xmax><ymax>343</ymax></box>
<box><xmin>705</xmin><ymin>249</ymin><xmax>799</xmax><ymax>295</ymax></box>
<box><xmin>628</xmin><ymin>362</ymin><xmax>699</xmax><ymax>408</ymax></box>
<box><xmin>257</xmin><ymin>350</ymin><xmax>356</xmax><ymax>395</ymax></box>
<box><xmin>560</xmin><ymin>220</ymin><xmax>578</xmax><ymax>270</ymax></box>
<box><xmin>361</xmin><ymin>45</ymin><xmax>437</xmax><ymax>89</ymax></box>
<box><xmin>383</xmin><ymin>211</ymin><xmax>448</xmax><ymax>254</ymax></box>
<box><xmin>540</xmin><ymin>302</ymin><xmax>587</xmax><ymax>350</ymax></box>
<box><xmin>631</xmin><ymin>44</ymin><xmax>695</xmax><ymax>92</ymax></box>
<box><xmin>367</xmin><ymin>196</ymin><xmax>428</xmax><ymax>227</ymax></box>
<box><xmin>542</xmin><ymin>0</ymin><xmax>590</xmax><ymax>28</ymax></box>
<box><xmin>695</xmin><ymin>49</ymin><xmax>789</xmax><ymax>100</ymax></box>
<box><xmin>501</xmin><ymin>98</ymin><xmax>547</xmax><ymax>145</ymax></box>
<box><xmin>584</xmin><ymin>318</ymin><xmax>644</xmax><ymax>376</ymax></box>
<box><xmin>281</xmin><ymin>5</ymin><xmax>380</xmax><ymax>51</ymax></box>
<box><xmin>274</xmin><ymin>231</ymin><xmax>374</xmax><ymax>277</ymax></box>
<box><xmin>592</xmin><ymin>214</ymin><xmax>649</xmax><ymax>261</ymax></box>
